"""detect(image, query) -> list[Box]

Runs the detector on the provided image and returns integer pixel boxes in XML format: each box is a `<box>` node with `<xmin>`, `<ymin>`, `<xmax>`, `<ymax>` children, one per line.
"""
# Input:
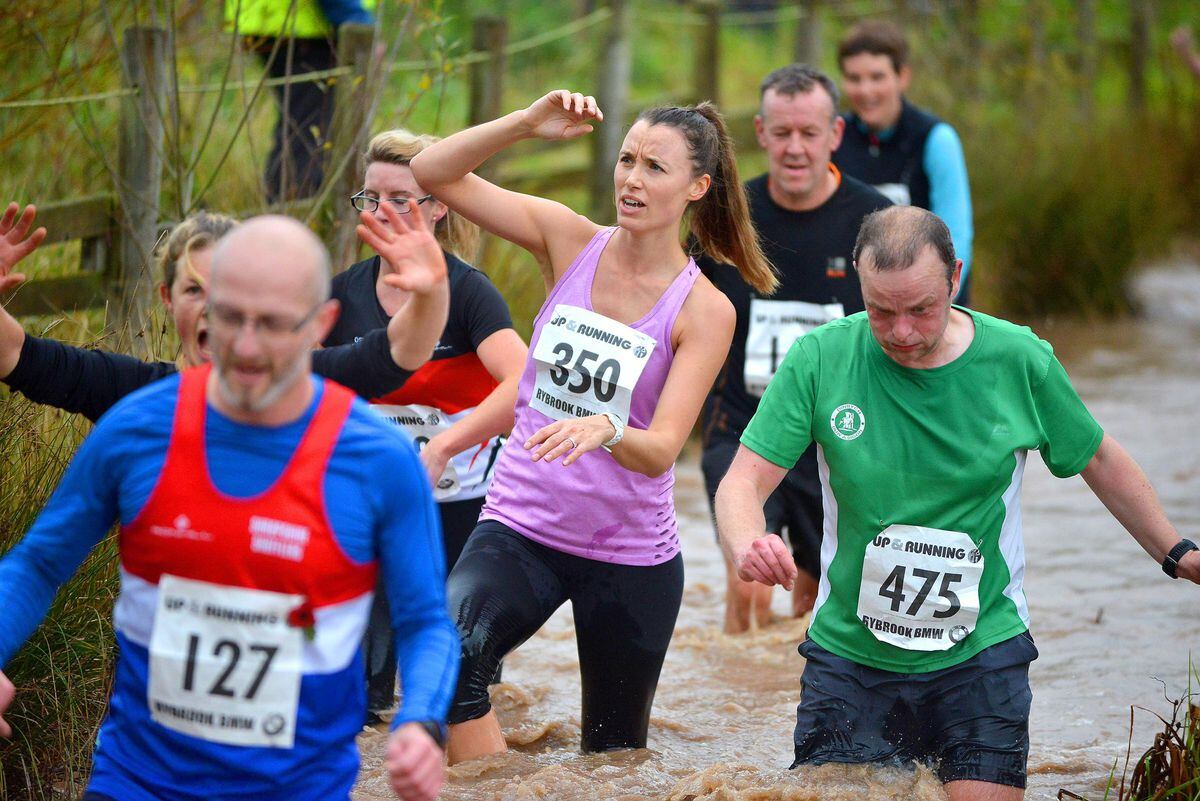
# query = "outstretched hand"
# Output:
<box><xmin>521</xmin><ymin>90</ymin><xmax>603</xmax><ymax>141</ymax></box>
<box><xmin>357</xmin><ymin>200</ymin><xmax>448</xmax><ymax>296</ymax></box>
<box><xmin>0</xmin><ymin>203</ymin><xmax>46</xmax><ymax>295</ymax></box>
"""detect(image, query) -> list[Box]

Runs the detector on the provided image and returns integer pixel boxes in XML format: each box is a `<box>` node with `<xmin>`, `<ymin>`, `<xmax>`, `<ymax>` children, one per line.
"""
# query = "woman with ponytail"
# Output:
<box><xmin>411</xmin><ymin>90</ymin><xmax>774</xmax><ymax>762</ymax></box>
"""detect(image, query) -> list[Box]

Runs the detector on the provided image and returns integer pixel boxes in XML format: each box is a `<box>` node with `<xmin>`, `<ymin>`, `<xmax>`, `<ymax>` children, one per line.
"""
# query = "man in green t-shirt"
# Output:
<box><xmin>715</xmin><ymin>206</ymin><xmax>1200</xmax><ymax>800</ymax></box>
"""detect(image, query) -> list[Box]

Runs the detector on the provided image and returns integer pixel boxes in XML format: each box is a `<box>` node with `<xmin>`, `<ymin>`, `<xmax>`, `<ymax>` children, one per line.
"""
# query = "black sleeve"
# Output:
<box><xmin>312</xmin><ymin>326</ymin><xmax>412</xmax><ymax>400</ymax></box>
<box><xmin>454</xmin><ymin>269</ymin><xmax>514</xmax><ymax>350</ymax></box>
<box><xmin>3</xmin><ymin>335</ymin><xmax>173</xmax><ymax>423</ymax></box>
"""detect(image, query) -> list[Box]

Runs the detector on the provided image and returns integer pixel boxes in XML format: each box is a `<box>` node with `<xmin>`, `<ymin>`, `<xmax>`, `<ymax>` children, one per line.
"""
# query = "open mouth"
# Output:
<box><xmin>196</xmin><ymin>329</ymin><xmax>211</xmax><ymax>362</ymax></box>
<box><xmin>620</xmin><ymin>197</ymin><xmax>645</xmax><ymax>210</ymax></box>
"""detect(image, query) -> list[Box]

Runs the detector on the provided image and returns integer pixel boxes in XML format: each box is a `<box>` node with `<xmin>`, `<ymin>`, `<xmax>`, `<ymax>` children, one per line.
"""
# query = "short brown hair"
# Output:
<box><xmin>759</xmin><ymin>63</ymin><xmax>839</xmax><ymax>119</ymax></box>
<box><xmin>853</xmin><ymin>206</ymin><xmax>956</xmax><ymax>287</ymax></box>
<box><xmin>838</xmin><ymin>20</ymin><xmax>909</xmax><ymax>73</ymax></box>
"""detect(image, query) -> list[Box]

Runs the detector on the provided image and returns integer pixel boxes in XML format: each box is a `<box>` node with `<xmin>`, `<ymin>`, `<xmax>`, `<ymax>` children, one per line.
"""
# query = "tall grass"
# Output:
<box><xmin>0</xmin><ymin>319</ymin><xmax>118</xmax><ymax>800</ymax></box>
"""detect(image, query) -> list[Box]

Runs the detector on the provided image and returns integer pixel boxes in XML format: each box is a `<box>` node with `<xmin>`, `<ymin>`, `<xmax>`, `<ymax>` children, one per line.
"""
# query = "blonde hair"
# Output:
<box><xmin>363</xmin><ymin>129</ymin><xmax>481</xmax><ymax>261</ymax></box>
<box><xmin>156</xmin><ymin>211</ymin><xmax>239</xmax><ymax>289</ymax></box>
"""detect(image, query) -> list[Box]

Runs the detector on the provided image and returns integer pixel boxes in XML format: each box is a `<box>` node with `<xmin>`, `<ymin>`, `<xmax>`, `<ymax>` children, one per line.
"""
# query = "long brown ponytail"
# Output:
<box><xmin>636</xmin><ymin>102</ymin><xmax>778</xmax><ymax>294</ymax></box>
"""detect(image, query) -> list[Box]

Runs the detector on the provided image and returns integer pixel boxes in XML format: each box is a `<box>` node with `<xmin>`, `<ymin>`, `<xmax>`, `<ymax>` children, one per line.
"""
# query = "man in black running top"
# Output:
<box><xmin>699</xmin><ymin>64</ymin><xmax>890</xmax><ymax>633</ymax></box>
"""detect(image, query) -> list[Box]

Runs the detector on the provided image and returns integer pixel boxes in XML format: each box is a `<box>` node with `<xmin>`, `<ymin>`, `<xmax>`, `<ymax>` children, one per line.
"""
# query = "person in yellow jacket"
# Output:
<box><xmin>225</xmin><ymin>0</ymin><xmax>376</xmax><ymax>203</ymax></box>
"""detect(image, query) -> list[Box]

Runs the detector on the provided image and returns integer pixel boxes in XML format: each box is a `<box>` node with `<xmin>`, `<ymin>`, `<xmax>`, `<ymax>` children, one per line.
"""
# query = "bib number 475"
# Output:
<box><xmin>877</xmin><ymin>566</ymin><xmax>963</xmax><ymax>619</ymax></box>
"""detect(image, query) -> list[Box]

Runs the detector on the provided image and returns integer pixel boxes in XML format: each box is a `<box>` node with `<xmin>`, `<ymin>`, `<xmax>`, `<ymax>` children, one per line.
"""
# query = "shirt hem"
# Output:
<box><xmin>479</xmin><ymin>511</ymin><xmax>678</xmax><ymax>567</ymax></box>
<box><xmin>808</xmin><ymin>620</ymin><xmax>1031</xmax><ymax>675</ymax></box>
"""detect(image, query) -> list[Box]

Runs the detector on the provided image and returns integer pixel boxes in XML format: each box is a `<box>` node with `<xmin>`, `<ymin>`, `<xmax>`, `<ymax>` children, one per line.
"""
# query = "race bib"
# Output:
<box><xmin>874</xmin><ymin>182</ymin><xmax>912</xmax><ymax>207</ymax></box>
<box><xmin>375</xmin><ymin>404</ymin><xmax>460</xmax><ymax>499</ymax></box>
<box><xmin>744</xmin><ymin>299</ymin><xmax>844</xmax><ymax>396</ymax></box>
<box><xmin>531</xmin><ymin>305</ymin><xmax>657</xmax><ymax>422</ymax></box>
<box><xmin>148</xmin><ymin>575</ymin><xmax>304</xmax><ymax>747</ymax></box>
<box><xmin>857</xmin><ymin>525</ymin><xmax>984</xmax><ymax>652</ymax></box>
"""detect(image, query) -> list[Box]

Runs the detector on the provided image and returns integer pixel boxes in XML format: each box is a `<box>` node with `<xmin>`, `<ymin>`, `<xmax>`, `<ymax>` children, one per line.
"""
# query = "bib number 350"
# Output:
<box><xmin>856</xmin><ymin>525</ymin><xmax>984</xmax><ymax>652</ymax></box>
<box><xmin>531</xmin><ymin>304</ymin><xmax>657</xmax><ymax>423</ymax></box>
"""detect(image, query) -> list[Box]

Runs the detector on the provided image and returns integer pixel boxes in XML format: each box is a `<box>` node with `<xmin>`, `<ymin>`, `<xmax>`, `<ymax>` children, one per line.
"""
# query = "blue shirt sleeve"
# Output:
<box><xmin>330</xmin><ymin>404</ymin><xmax>459</xmax><ymax>728</ymax></box>
<box><xmin>923</xmin><ymin>123</ymin><xmax>974</xmax><ymax>294</ymax></box>
<box><xmin>0</xmin><ymin>395</ymin><xmax>160</xmax><ymax>666</ymax></box>
<box><xmin>376</xmin><ymin>424</ymin><xmax>459</xmax><ymax>728</ymax></box>
<box><xmin>317</xmin><ymin>0</ymin><xmax>372</xmax><ymax>28</ymax></box>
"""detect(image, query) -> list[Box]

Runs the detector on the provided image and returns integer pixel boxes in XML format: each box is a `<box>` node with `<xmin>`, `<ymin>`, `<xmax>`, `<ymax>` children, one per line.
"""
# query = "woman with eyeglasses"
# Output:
<box><xmin>0</xmin><ymin>201</ymin><xmax>446</xmax><ymax>423</ymax></box>
<box><xmin>410</xmin><ymin>90</ymin><xmax>775</xmax><ymax>763</ymax></box>
<box><xmin>327</xmin><ymin>129</ymin><xmax>527</xmax><ymax>725</ymax></box>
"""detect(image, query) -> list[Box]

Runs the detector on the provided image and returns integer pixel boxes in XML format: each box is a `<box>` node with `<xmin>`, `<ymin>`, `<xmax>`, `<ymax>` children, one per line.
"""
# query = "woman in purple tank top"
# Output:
<box><xmin>412</xmin><ymin>89</ymin><xmax>778</xmax><ymax>763</ymax></box>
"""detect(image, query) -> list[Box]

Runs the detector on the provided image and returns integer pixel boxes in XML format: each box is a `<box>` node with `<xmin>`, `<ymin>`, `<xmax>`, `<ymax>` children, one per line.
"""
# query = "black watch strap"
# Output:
<box><xmin>1162</xmin><ymin>538</ymin><xmax>1198</xmax><ymax>579</ymax></box>
<box><xmin>414</xmin><ymin>719</ymin><xmax>447</xmax><ymax>748</ymax></box>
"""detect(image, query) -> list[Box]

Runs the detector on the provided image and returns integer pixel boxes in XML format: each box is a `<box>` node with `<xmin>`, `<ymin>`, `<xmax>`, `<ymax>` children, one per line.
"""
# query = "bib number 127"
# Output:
<box><xmin>182</xmin><ymin>635</ymin><xmax>278</xmax><ymax>700</ymax></box>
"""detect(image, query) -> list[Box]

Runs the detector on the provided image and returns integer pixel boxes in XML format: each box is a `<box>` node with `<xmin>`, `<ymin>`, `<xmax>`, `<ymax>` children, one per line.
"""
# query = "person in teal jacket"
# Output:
<box><xmin>225</xmin><ymin>0</ymin><xmax>375</xmax><ymax>202</ymax></box>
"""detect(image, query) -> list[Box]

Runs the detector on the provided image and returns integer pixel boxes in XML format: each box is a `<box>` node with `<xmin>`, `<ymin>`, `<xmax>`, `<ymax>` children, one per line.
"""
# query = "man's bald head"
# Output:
<box><xmin>211</xmin><ymin>215</ymin><xmax>331</xmax><ymax>304</ymax></box>
<box><xmin>853</xmin><ymin>206</ymin><xmax>957</xmax><ymax>287</ymax></box>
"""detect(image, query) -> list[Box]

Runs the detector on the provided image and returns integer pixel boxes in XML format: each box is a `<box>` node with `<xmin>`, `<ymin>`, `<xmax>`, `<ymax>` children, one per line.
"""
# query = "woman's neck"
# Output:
<box><xmin>608</xmin><ymin>225</ymin><xmax>689</xmax><ymax>278</ymax></box>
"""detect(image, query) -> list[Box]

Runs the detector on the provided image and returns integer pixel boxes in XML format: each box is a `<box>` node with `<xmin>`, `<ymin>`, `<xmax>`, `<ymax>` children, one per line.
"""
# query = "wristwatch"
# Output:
<box><xmin>1162</xmin><ymin>538</ymin><xmax>1198</xmax><ymax>579</ymax></box>
<box><xmin>413</xmin><ymin>719</ymin><xmax>447</xmax><ymax>748</ymax></box>
<box><xmin>601</xmin><ymin>411</ymin><xmax>625</xmax><ymax>452</ymax></box>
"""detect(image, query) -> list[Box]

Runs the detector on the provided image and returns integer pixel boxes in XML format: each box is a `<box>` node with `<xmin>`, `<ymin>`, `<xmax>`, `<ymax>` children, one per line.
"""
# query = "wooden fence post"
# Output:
<box><xmin>589</xmin><ymin>0</ymin><xmax>631</xmax><ymax>223</ymax></box>
<box><xmin>111</xmin><ymin>26</ymin><xmax>167</xmax><ymax>359</ymax></box>
<box><xmin>1129</xmin><ymin>0</ymin><xmax>1152</xmax><ymax>115</ymax></box>
<box><xmin>327</xmin><ymin>23</ymin><xmax>380</xmax><ymax>271</ymax></box>
<box><xmin>794</xmin><ymin>0</ymin><xmax>822</xmax><ymax>67</ymax></box>
<box><xmin>468</xmin><ymin>16</ymin><xmax>508</xmax><ymax>183</ymax></box>
<box><xmin>692</xmin><ymin>0</ymin><xmax>721</xmax><ymax>106</ymax></box>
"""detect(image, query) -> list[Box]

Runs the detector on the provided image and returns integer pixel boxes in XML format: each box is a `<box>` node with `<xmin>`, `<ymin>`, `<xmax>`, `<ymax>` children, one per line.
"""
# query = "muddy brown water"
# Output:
<box><xmin>356</xmin><ymin>263</ymin><xmax>1200</xmax><ymax>800</ymax></box>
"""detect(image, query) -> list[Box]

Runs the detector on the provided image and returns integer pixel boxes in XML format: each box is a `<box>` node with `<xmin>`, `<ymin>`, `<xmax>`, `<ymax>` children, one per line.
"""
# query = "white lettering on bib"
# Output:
<box><xmin>531</xmin><ymin>305</ymin><xmax>657</xmax><ymax>422</ymax></box>
<box><xmin>857</xmin><ymin>525</ymin><xmax>983</xmax><ymax>651</ymax></box>
<box><xmin>744</xmin><ymin>299</ymin><xmax>844</xmax><ymax>396</ymax></box>
<box><xmin>874</xmin><ymin>182</ymin><xmax>912</xmax><ymax>207</ymax></box>
<box><xmin>375</xmin><ymin>404</ymin><xmax>460</xmax><ymax>499</ymax></box>
<box><xmin>148</xmin><ymin>575</ymin><xmax>304</xmax><ymax>747</ymax></box>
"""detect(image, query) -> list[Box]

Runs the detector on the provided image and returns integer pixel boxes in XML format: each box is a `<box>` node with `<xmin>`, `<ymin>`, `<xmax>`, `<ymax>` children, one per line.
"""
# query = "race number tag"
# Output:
<box><xmin>857</xmin><ymin>525</ymin><xmax>984</xmax><ymax>652</ymax></box>
<box><xmin>531</xmin><ymin>305</ymin><xmax>657</xmax><ymax>422</ymax></box>
<box><xmin>744</xmin><ymin>299</ymin><xmax>844</xmax><ymax>396</ymax></box>
<box><xmin>148</xmin><ymin>575</ymin><xmax>304</xmax><ymax>747</ymax></box>
<box><xmin>375</xmin><ymin>404</ymin><xmax>460</xmax><ymax>499</ymax></box>
<box><xmin>874</xmin><ymin>182</ymin><xmax>912</xmax><ymax>207</ymax></box>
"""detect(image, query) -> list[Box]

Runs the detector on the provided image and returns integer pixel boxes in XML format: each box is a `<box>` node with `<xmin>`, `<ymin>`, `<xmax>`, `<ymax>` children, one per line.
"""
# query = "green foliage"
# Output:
<box><xmin>972</xmin><ymin>113</ymin><xmax>1195</xmax><ymax>317</ymax></box>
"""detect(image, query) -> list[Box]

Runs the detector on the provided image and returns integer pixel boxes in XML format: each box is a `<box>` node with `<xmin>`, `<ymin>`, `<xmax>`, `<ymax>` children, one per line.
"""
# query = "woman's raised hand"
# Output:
<box><xmin>356</xmin><ymin>199</ymin><xmax>448</xmax><ymax>295</ymax></box>
<box><xmin>0</xmin><ymin>203</ymin><xmax>46</xmax><ymax>295</ymax></box>
<box><xmin>521</xmin><ymin>90</ymin><xmax>603</xmax><ymax>141</ymax></box>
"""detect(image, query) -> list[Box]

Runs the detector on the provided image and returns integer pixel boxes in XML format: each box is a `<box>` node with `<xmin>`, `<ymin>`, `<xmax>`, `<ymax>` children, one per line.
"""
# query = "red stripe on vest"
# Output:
<box><xmin>120</xmin><ymin>365</ymin><xmax>377</xmax><ymax>608</ymax></box>
<box><xmin>372</xmin><ymin>352</ymin><xmax>497</xmax><ymax>414</ymax></box>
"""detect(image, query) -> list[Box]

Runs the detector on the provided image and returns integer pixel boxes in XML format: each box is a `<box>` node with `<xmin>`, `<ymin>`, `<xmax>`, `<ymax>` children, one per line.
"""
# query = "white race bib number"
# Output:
<box><xmin>148</xmin><ymin>575</ymin><xmax>304</xmax><ymax>747</ymax></box>
<box><xmin>744</xmin><ymin>299</ymin><xmax>844</xmax><ymax>396</ymax></box>
<box><xmin>874</xmin><ymin>182</ymin><xmax>912</xmax><ymax>207</ymax></box>
<box><xmin>531</xmin><ymin>305</ymin><xmax>657</xmax><ymax>422</ymax></box>
<box><xmin>857</xmin><ymin>525</ymin><xmax>983</xmax><ymax>651</ymax></box>
<box><xmin>376</xmin><ymin>404</ymin><xmax>460</xmax><ymax>499</ymax></box>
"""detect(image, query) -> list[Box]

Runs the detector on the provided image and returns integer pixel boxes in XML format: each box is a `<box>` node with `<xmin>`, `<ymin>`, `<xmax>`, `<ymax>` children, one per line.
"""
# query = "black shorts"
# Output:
<box><xmin>792</xmin><ymin>633</ymin><xmax>1038</xmax><ymax>788</ymax></box>
<box><xmin>701</xmin><ymin>437</ymin><xmax>823</xmax><ymax>578</ymax></box>
<box><xmin>447</xmin><ymin>519</ymin><xmax>684</xmax><ymax>752</ymax></box>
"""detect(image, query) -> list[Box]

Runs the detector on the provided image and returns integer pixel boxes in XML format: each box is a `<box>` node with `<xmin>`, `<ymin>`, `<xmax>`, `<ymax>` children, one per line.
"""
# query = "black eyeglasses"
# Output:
<box><xmin>349</xmin><ymin>192</ymin><xmax>434</xmax><ymax>214</ymax></box>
